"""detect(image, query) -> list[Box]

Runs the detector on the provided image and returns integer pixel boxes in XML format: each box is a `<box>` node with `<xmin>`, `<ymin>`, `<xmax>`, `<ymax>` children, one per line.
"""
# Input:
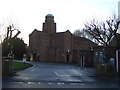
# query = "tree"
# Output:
<box><xmin>73</xmin><ymin>29</ymin><xmax>86</xmax><ymax>37</ymax></box>
<box><xmin>2</xmin><ymin>38</ymin><xmax>27</xmax><ymax>59</ymax></box>
<box><xmin>73</xmin><ymin>29</ymin><xmax>95</xmax><ymax>42</ymax></box>
<box><xmin>5</xmin><ymin>24</ymin><xmax>21</xmax><ymax>40</ymax></box>
<box><xmin>83</xmin><ymin>16</ymin><xmax>119</xmax><ymax>61</ymax></box>
<box><xmin>0</xmin><ymin>23</ymin><xmax>5</xmax><ymax>43</ymax></box>
<box><xmin>2</xmin><ymin>22</ymin><xmax>23</xmax><ymax>59</ymax></box>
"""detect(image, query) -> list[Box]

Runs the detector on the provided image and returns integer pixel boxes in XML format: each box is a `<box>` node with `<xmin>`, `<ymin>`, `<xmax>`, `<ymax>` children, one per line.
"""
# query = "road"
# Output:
<box><xmin>2</xmin><ymin>61</ymin><xmax>119</xmax><ymax>89</ymax></box>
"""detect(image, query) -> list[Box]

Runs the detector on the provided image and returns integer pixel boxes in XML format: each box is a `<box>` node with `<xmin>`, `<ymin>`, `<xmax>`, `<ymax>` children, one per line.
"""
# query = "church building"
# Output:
<box><xmin>29</xmin><ymin>14</ymin><xmax>97</xmax><ymax>67</ymax></box>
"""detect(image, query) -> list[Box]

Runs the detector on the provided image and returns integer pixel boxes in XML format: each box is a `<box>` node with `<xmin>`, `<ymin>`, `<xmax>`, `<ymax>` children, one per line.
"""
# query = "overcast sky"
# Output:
<box><xmin>0</xmin><ymin>0</ymin><xmax>119</xmax><ymax>44</ymax></box>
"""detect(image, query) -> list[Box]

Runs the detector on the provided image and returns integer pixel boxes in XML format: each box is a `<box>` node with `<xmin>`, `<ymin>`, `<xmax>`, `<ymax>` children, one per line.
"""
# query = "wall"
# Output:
<box><xmin>72</xmin><ymin>36</ymin><xmax>97</xmax><ymax>66</ymax></box>
<box><xmin>64</xmin><ymin>31</ymin><xmax>72</xmax><ymax>63</ymax></box>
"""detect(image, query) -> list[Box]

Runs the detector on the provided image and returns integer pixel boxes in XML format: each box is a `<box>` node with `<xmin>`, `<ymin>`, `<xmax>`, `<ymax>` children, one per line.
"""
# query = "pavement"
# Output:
<box><xmin>2</xmin><ymin>60</ymin><xmax>120</xmax><ymax>89</ymax></box>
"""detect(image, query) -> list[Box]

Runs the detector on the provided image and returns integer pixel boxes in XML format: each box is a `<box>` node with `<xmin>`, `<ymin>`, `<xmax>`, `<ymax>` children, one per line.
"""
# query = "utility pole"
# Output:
<box><xmin>0</xmin><ymin>43</ymin><xmax>2</xmax><ymax>90</ymax></box>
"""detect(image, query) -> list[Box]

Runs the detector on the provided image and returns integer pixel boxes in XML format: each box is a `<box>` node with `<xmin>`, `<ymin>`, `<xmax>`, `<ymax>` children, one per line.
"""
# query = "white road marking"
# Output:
<box><xmin>55</xmin><ymin>71</ymin><xmax>73</xmax><ymax>76</ymax></box>
<box><xmin>57</xmin><ymin>82</ymin><xmax>61</xmax><ymax>85</ymax></box>
<box><xmin>38</xmin><ymin>82</ymin><xmax>41</xmax><ymax>84</ymax></box>
<box><xmin>55</xmin><ymin>71</ymin><xmax>59</xmax><ymax>76</ymax></box>
<box><xmin>27</xmin><ymin>82</ymin><xmax>36</xmax><ymax>85</ymax></box>
<box><xmin>60</xmin><ymin>75</ymin><xmax>72</xmax><ymax>76</ymax></box>
<box><xmin>60</xmin><ymin>82</ymin><xmax>65</xmax><ymax>84</ymax></box>
<box><xmin>28</xmin><ymin>82</ymin><xmax>31</xmax><ymax>84</ymax></box>
<box><xmin>48</xmin><ymin>82</ymin><xmax>52</xmax><ymax>84</ymax></box>
<box><xmin>55</xmin><ymin>70</ymin><xmax>82</xmax><ymax>77</ymax></box>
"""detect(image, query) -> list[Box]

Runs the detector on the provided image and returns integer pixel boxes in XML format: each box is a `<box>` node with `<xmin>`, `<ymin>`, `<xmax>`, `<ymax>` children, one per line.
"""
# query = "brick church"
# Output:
<box><xmin>29</xmin><ymin>14</ymin><xmax>97</xmax><ymax>67</ymax></box>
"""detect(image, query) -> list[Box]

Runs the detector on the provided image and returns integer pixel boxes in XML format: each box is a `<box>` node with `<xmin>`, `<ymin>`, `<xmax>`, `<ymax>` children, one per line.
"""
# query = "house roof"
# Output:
<box><xmin>73</xmin><ymin>35</ymin><xmax>97</xmax><ymax>45</ymax></box>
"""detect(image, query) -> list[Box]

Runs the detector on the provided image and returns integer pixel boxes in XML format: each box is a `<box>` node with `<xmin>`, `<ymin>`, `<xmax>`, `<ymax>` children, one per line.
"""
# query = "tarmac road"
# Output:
<box><xmin>2</xmin><ymin>60</ymin><xmax>119</xmax><ymax>89</ymax></box>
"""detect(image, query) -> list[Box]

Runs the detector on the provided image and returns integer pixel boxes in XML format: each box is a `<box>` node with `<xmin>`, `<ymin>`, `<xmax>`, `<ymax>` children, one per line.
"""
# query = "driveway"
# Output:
<box><xmin>2</xmin><ymin>61</ymin><xmax>119</xmax><ymax>88</ymax></box>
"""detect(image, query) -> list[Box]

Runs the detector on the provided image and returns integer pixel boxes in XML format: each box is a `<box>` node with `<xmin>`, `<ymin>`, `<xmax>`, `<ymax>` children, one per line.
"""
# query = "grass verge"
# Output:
<box><xmin>12</xmin><ymin>61</ymin><xmax>33</xmax><ymax>71</ymax></box>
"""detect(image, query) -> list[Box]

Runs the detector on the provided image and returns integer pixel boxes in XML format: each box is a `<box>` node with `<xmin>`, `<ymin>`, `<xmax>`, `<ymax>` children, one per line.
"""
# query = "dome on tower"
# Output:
<box><xmin>46</xmin><ymin>14</ymin><xmax>54</xmax><ymax>16</ymax></box>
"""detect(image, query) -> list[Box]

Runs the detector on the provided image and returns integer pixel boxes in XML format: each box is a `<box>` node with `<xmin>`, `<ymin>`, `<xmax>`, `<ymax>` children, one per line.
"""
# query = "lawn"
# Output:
<box><xmin>12</xmin><ymin>61</ymin><xmax>33</xmax><ymax>71</ymax></box>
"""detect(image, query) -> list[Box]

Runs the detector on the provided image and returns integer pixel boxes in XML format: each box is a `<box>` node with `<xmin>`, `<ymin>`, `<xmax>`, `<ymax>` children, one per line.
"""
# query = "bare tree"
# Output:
<box><xmin>73</xmin><ymin>29</ymin><xmax>95</xmax><ymax>42</ymax></box>
<box><xmin>5</xmin><ymin>24</ymin><xmax>21</xmax><ymax>40</ymax></box>
<box><xmin>0</xmin><ymin>18</ymin><xmax>21</xmax><ymax>58</ymax></box>
<box><xmin>0</xmin><ymin>23</ymin><xmax>5</xmax><ymax>43</ymax></box>
<box><xmin>73</xmin><ymin>29</ymin><xmax>86</xmax><ymax>37</ymax></box>
<box><xmin>0</xmin><ymin>18</ymin><xmax>21</xmax><ymax>43</ymax></box>
<box><xmin>84</xmin><ymin>16</ymin><xmax>119</xmax><ymax>61</ymax></box>
<box><xmin>3</xmin><ymin>24</ymin><xmax>21</xmax><ymax>57</ymax></box>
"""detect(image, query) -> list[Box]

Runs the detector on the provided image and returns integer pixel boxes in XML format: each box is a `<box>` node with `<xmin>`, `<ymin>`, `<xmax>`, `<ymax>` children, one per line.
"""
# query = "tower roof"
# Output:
<box><xmin>46</xmin><ymin>14</ymin><xmax>54</xmax><ymax>16</ymax></box>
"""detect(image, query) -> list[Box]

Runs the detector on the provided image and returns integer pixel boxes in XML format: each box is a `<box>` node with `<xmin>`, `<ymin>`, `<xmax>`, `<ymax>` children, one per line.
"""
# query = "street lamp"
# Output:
<box><xmin>116</xmin><ymin>21</ymin><xmax>120</xmax><ymax>72</ymax></box>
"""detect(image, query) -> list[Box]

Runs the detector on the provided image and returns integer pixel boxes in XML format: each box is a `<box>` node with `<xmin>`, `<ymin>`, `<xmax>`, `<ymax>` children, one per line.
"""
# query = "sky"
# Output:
<box><xmin>0</xmin><ymin>0</ymin><xmax>119</xmax><ymax>45</ymax></box>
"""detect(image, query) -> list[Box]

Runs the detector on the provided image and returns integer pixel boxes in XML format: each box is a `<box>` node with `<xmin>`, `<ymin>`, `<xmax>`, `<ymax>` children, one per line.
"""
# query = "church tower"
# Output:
<box><xmin>43</xmin><ymin>14</ymin><xmax>56</xmax><ymax>33</ymax></box>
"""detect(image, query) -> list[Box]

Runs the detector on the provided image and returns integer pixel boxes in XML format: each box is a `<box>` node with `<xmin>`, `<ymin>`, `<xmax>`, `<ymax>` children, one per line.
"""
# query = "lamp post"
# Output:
<box><xmin>116</xmin><ymin>21</ymin><xmax>120</xmax><ymax>72</ymax></box>
<box><xmin>0</xmin><ymin>42</ymin><xmax>2</xmax><ymax>90</ymax></box>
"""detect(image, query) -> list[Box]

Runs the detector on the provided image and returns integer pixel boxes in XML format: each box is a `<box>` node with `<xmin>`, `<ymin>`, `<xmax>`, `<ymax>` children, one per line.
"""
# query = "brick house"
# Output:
<box><xmin>29</xmin><ymin>14</ymin><xmax>97</xmax><ymax>66</ymax></box>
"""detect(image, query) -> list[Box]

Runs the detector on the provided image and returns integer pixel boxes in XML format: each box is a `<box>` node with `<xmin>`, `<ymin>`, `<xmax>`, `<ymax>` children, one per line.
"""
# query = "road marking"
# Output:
<box><xmin>55</xmin><ymin>71</ymin><xmax>72</xmax><ymax>76</ymax></box>
<box><xmin>38</xmin><ymin>82</ymin><xmax>41</xmax><ymax>84</ymax></box>
<box><xmin>28</xmin><ymin>82</ymin><xmax>31</xmax><ymax>84</ymax></box>
<box><xmin>55</xmin><ymin>72</ymin><xmax>59</xmax><ymax>76</ymax></box>
<box><xmin>27</xmin><ymin>82</ymin><xmax>36</xmax><ymax>85</ymax></box>
<box><xmin>57</xmin><ymin>82</ymin><xmax>61</xmax><ymax>85</ymax></box>
<box><xmin>55</xmin><ymin>70</ymin><xmax>82</xmax><ymax>77</ymax></box>
<box><xmin>60</xmin><ymin>82</ymin><xmax>65</xmax><ymax>85</ymax></box>
<box><xmin>48</xmin><ymin>82</ymin><xmax>52</xmax><ymax>84</ymax></box>
<box><xmin>70</xmin><ymin>83</ymin><xmax>80</xmax><ymax>85</ymax></box>
<box><xmin>60</xmin><ymin>75</ymin><xmax>72</xmax><ymax>76</ymax></box>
